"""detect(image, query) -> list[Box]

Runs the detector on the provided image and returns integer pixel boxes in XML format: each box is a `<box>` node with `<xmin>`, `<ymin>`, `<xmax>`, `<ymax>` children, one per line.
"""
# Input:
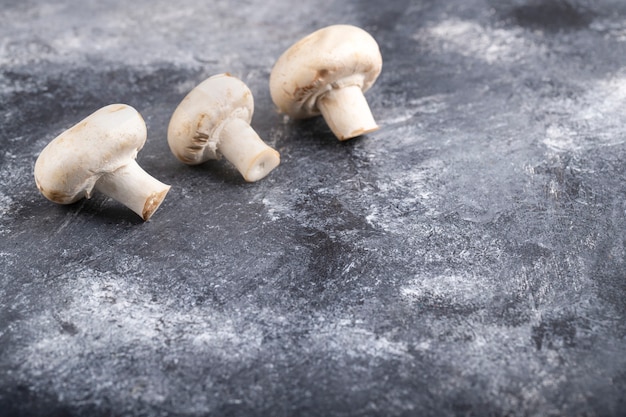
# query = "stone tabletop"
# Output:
<box><xmin>1</xmin><ymin>0</ymin><xmax>625</xmax><ymax>416</ymax></box>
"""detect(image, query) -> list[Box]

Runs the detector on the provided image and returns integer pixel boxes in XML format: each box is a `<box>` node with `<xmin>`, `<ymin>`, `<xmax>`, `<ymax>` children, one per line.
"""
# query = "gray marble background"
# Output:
<box><xmin>1</xmin><ymin>0</ymin><xmax>625</xmax><ymax>416</ymax></box>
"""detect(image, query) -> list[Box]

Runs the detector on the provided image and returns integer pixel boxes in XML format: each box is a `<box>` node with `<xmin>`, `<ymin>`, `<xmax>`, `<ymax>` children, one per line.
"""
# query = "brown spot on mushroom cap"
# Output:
<box><xmin>43</xmin><ymin>189</ymin><xmax>77</xmax><ymax>204</ymax></box>
<box><xmin>269</xmin><ymin>25</ymin><xmax>383</xmax><ymax>119</ymax></box>
<box><xmin>109</xmin><ymin>104</ymin><xmax>128</xmax><ymax>112</ymax></box>
<box><xmin>34</xmin><ymin>180</ymin><xmax>77</xmax><ymax>204</ymax></box>
<box><xmin>317</xmin><ymin>68</ymin><xmax>330</xmax><ymax>79</ymax></box>
<box><xmin>70</xmin><ymin>121</ymin><xmax>89</xmax><ymax>133</ymax></box>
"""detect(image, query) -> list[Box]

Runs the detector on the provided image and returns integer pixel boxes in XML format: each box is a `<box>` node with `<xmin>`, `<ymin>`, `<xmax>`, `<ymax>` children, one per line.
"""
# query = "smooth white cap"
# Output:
<box><xmin>34</xmin><ymin>104</ymin><xmax>147</xmax><ymax>204</ymax></box>
<box><xmin>269</xmin><ymin>25</ymin><xmax>383</xmax><ymax>119</ymax></box>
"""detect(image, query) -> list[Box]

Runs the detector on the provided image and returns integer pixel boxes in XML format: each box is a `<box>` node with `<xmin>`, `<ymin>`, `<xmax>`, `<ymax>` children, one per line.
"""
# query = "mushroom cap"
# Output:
<box><xmin>269</xmin><ymin>24</ymin><xmax>382</xmax><ymax>119</ymax></box>
<box><xmin>167</xmin><ymin>73</ymin><xmax>254</xmax><ymax>165</ymax></box>
<box><xmin>34</xmin><ymin>104</ymin><xmax>147</xmax><ymax>204</ymax></box>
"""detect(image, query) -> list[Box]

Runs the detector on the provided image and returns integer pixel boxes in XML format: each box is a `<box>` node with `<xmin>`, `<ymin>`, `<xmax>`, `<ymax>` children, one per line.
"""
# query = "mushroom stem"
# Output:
<box><xmin>94</xmin><ymin>160</ymin><xmax>171</xmax><ymax>221</ymax></box>
<box><xmin>218</xmin><ymin>118</ymin><xmax>280</xmax><ymax>182</ymax></box>
<box><xmin>317</xmin><ymin>84</ymin><xmax>379</xmax><ymax>140</ymax></box>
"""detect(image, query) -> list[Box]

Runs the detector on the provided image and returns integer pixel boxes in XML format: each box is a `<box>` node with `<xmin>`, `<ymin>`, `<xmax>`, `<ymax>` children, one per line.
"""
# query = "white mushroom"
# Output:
<box><xmin>34</xmin><ymin>104</ymin><xmax>171</xmax><ymax>221</ymax></box>
<box><xmin>167</xmin><ymin>73</ymin><xmax>280</xmax><ymax>182</ymax></box>
<box><xmin>269</xmin><ymin>24</ymin><xmax>383</xmax><ymax>141</ymax></box>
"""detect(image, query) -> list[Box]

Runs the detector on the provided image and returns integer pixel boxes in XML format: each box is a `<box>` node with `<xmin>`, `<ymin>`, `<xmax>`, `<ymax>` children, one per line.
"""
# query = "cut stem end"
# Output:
<box><xmin>95</xmin><ymin>160</ymin><xmax>171</xmax><ymax>221</ymax></box>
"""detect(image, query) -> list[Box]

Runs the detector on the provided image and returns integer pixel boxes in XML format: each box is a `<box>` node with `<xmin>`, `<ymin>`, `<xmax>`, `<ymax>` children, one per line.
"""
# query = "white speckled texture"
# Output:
<box><xmin>1</xmin><ymin>0</ymin><xmax>626</xmax><ymax>416</ymax></box>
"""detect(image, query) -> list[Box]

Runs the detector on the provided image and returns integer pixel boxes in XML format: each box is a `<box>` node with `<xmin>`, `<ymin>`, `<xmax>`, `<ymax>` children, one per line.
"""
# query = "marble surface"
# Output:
<box><xmin>1</xmin><ymin>0</ymin><xmax>626</xmax><ymax>416</ymax></box>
